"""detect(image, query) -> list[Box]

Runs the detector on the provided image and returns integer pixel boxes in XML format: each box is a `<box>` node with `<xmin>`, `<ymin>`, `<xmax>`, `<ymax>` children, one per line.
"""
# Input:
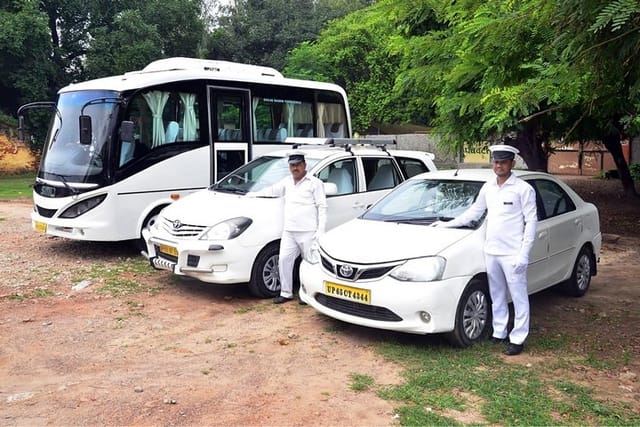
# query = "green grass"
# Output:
<box><xmin>370</xmin><ymin>340</ymin><xmax>640</xmax><ymax>426</ymax></box>
<box><xmin>7</xmin><ymin>288</ymin><xmax>55</xmax><ymax>301</ymax></box>
<box><xmin>72</xmin><ymin>257</ymin><xmax>160</xmax><ymax>297</ymax></box>
<box><xmin>0</xmin><ymin>173</ymin><xmax>35</xmax><ymax>199</ymax></box>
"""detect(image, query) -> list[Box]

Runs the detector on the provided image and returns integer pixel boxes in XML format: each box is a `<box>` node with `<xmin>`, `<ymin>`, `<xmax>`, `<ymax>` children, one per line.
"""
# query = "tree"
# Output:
<box><xmin>0</xmin><ymin>0</ymin><xmax>53</xmax><ymax>115</ymax></box>
<box><xmin>204</xmin><ymin>0</ymin><xmax>374</xmax><ymax>70</ymax></box>
<box><xmin>285</xmin><ymin>0</ymin><xmax>439</xmax><ymax>132</ymax></box>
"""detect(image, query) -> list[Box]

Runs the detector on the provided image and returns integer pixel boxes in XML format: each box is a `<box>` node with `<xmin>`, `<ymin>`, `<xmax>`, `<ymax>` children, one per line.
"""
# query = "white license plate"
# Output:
<box><xmin>324</xmin><ymin>281</ymin><xmax>371</xmax><ymax>305</ymax></box>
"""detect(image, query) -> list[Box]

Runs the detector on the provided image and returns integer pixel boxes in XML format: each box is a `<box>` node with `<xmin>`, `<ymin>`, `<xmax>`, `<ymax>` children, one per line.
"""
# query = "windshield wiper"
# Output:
<box><xmin>383</xmin><ymin>215</ymin><xmax>453</xmax><ymax>224</ymax></box>
<box><xmin>48</xmin><ymin>172</ymin><xmax>80</xmax><ymax>196</ymax></box>
<box><xmin>213</xmin><ymin>186</ymin><xmax>246</xmax><ymax>195</ymax></box>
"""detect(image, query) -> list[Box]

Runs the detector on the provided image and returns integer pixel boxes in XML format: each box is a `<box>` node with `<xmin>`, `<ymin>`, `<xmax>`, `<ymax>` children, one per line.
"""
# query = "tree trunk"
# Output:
<box><xmin>601</xmin><ymin>132</ymin><xmax>638</xmax><ymax>197</ymax></box>
<box><xmin>507</xmin><ymin>122</ymin><xmax>548</xmax><ymax>172</ymax></box>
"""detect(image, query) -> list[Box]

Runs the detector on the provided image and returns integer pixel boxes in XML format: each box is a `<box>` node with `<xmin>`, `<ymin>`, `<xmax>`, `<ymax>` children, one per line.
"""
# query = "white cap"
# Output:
<box><xmin>287</xmin><ymin>150</ymin><xmax>306</xmax><ymax>164</ymax></box>
<box><xmin>489</xmin><ymin>144</ymin><xmax>519</xmax><ymax>160</ymax></box>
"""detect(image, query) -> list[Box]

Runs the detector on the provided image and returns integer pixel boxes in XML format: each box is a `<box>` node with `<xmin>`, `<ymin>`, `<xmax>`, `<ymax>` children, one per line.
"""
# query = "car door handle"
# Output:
<box><xmin>538</xmin><ymin>231</ymin><xmax>548</xmax><ymax>239</ymax></box>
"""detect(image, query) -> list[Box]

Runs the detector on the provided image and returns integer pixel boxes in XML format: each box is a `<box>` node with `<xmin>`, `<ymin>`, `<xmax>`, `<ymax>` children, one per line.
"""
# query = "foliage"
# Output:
<box><xmin>0</xmin><ymin>0</ymin><xmax>53</xmax><ymax>115</ymax></box>
<box><xmin>630</xmin><ymin>162</ymin><xmax>640</xmax><ymax>181</ymax></box>
<box><xmin>205</xmin><ymin>0</ymin><xmax>373</xmax><ymax>71</ymax></box>
<box><xmin>285</xmin><ymin>0</ymin><xmax>440</xmax><ymax>132</ymax></box>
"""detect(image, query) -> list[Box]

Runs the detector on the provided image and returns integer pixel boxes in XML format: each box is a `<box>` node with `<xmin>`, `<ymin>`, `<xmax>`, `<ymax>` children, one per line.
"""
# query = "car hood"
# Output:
<box><xmin>320</xmin><ymin>219</ymin><xmax>473</xmax><ymax>263</ymax></box>
<box><xmin>161</xmin><ymin>190</ymin><xmax>282</xmax><ymax>225</ymax></box>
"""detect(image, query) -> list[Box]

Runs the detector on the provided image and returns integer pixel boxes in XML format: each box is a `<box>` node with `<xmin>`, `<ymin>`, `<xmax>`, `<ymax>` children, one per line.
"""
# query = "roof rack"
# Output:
<box><xmin>286</xmin><ymin>137</ymin><xmax>396</xmax><ymax>153</ymax></box>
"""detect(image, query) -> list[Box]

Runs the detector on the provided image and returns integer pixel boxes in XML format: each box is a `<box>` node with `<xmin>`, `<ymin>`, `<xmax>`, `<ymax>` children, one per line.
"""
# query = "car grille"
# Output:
<box><xmin>36</xmin><ymin>205</ymin><xmax>57</xmax><ymax>218</ymax></box>
<box><xmin>315</xmin><ymin>294</ymin><xmax>402</xmax><ymax>322</ymax></box>
<box><xmin>319</xmin><ymin>254</ymin><xmax>399</xmax><ymax>282</ymax></box>
<box><xmin>159</xmin><ymin>217</ymin><xmax>206</xmax><ymax>238</ymax></box>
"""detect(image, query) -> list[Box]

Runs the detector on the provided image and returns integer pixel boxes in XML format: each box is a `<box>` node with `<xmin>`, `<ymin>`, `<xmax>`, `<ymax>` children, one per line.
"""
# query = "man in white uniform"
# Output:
<box><xmin>269</xmin><ymin>151</ymin><xmax>327</xmax><ymax>304</ymax></box>
<box><xmin>435</xmin><ymin>145</ymin><xmax>537</xmax><ymax>355</ymax></box>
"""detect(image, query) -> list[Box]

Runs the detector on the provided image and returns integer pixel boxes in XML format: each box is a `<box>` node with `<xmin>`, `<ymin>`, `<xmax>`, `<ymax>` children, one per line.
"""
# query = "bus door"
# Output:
<box><xmin>208</xmin><ymin>87</ymin><xmax>251</xmax><ymax>183</ymax></box>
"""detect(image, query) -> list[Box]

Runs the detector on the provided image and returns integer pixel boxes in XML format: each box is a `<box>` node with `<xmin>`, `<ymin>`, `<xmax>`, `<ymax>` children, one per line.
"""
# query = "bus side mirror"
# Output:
<box><xmin>120</xmin><ymin>121</ymin><xmax>134</xmax><ymax>143</ymax></box>
<box><xmin>18</xmin><ymin>116</ymin><xmax>24</xmax><ymax>141</ymax></box>
<box><xmin>79</xmin><ymin>115</ymin><xmax>92</xmax><ymax>145</ymax></box>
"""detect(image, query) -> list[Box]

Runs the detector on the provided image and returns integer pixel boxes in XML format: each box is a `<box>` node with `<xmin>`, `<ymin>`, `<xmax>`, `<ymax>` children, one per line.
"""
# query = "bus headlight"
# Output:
<box><xmin>59</xmin><ymin>194</ymin><xmax>107</xmax><ymax>218</ymax></box>
<box><xmin>390</xmin><ymin>256</ymin><xmax>446</xmax><ymax>282</ymax></box>
<box><xmin>200</xmin><ymin>217</ymin><xmax>252</xmax><ymax>240</ymax></box>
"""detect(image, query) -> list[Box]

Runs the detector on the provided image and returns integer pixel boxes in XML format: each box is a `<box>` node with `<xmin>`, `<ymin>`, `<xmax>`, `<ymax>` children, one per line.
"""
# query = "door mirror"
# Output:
<box><xmin>120</xmin><ymin>120</ymin><xmax>134</xmax><ymax>143</ymax></box>
<box><xmin>79</xmin><ymin>115</ymin><xmax>92</xmax><ymax>145</ymax></box>
<box><xmin>324</xmin><ymin>182</ymin><xmax>338</xmax><ymax>196</ymax></box>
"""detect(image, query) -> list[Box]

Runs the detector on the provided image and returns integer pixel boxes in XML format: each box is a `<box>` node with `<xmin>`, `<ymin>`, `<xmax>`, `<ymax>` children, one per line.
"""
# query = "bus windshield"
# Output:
<box><xmin>40</xmin><ymin>90</ymin><xmax>119</xmax><ymax>183</ymax></box>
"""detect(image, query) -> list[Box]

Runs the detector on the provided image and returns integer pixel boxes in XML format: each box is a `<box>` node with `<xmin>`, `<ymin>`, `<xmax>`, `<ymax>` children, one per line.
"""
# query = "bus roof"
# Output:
<box><xmin>58</xmin><ymin>57</ymin><xmax>347</xmax><ymax>96</ymax></box>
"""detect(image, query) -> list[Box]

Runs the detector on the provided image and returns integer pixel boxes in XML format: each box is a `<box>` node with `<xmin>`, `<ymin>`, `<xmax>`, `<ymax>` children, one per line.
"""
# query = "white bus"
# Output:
<box><xmin>18</xmin><ymin>57</ymin><xmax>351</xmax><ymax>246</ymax></box>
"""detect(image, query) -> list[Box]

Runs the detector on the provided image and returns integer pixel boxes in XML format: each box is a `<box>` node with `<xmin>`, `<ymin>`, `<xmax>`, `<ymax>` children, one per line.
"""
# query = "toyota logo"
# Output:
<box><xmin>339</xmin><ymin>264</ymin><xmax>354</xmax><ymax>278</ymax></box>
<box><xmin>172</xmin><ymin>220</ymin><xmax>182</xmax><ymax>230</ymax></box>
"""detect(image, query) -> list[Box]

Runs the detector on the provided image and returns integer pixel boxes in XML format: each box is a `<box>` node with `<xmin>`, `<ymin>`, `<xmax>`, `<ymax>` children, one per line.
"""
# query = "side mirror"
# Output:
<box><xmin>79</xmin><ymin>115</ymin><xmax>92</xmax><ymax>145</ymax></box>
<box><xmin>120</xmin><ymin>121</ymin><xmax>134</xmax><ymax>143</ymax></box>
<box><xmin>323</xmin><ymin>182</ymin><xmax>338</xmax><ymax>196</ymax></box>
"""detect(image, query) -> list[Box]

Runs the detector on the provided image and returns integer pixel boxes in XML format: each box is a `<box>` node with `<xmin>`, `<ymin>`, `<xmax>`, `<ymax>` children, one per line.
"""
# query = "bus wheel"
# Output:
<box><xmin>134</xmin><ymin>207</ymin><xmax>165</xmax><ymax>252</ymax></box>
<box><xmin>249</xmin><ymin>242</ymin><xmax>280</xmax><ymax>298</ymax></box>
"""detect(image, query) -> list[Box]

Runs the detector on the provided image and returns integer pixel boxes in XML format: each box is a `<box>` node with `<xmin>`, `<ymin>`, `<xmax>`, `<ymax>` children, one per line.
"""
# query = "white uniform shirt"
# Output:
<box><xmin>446</xmin><ymin>173</ymin><xmax>537</xmax><ymax>258</ymax></box>
<box><xmin>269</xmin><ymin>173</ymin><xmax>327</xmax><ymax>232</ymax></box>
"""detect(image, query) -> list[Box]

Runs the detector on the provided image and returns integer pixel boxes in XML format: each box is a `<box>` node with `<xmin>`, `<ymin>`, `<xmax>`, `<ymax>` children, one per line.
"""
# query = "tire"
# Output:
<box><xmin>446</xmin><ymin>279</ymin><xmax>492</xmax><ymax>347</ymax></box>
<box><xmin>133</xmin><ymin>207</ymin><xmax>165</xmax><ymax>252</ymax></box>
<box><xmin>560</xmin><ymin>246</ymin><xmax>593</xmax><ymax>297</ymax></box>
<box><xmin>248</xmin><ymin>242</ymin><xmax>280</xmax><ymax>298</ymax></box>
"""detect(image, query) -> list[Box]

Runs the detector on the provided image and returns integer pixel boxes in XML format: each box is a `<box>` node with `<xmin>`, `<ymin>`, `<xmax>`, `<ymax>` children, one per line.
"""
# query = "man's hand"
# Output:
<box><xmin>513</xmin><ymin>256</ymin><xmax>528</xmax><ymax>274</ymax></box>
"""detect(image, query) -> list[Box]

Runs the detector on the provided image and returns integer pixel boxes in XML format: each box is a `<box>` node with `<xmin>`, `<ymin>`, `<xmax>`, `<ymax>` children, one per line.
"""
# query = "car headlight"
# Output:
<box><xmin>59</xmin><ymin>194</ymin><xmax>107</xmax><ymax>218</ymax></box>
<box><xmin>199</xmin><ymin>217</ymin><xmax>252</xmax><ymax>240</ymax></box>
<box><xmin>390</xmin><ymin>256</ymin><xmax>446</xmax><ymax>282</ymax></box>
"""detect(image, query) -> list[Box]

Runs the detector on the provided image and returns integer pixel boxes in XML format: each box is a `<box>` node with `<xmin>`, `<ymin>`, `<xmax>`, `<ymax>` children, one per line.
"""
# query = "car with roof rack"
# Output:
<box><xmin>141</xmin><ymin>137</ymin><xmax>437</xmax><ymax>297</ymax></box>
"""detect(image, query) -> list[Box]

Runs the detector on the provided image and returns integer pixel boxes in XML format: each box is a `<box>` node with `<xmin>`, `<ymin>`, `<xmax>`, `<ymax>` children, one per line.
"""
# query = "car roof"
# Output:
<box><xmin>411</xmin><ymin>168</ymin><xmax>550</xmax><ymax>181</ymax></box>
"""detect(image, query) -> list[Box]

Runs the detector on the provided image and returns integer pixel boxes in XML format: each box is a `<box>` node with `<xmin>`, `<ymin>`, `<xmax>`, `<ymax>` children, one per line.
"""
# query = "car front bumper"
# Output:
<box><xmin>142</xmin><ymin>228</ymin><xmax>264</xmax><ymax>285</ymax></box>
<box><xmin>299</xmin><ymin>260</ymin><xmax>472</xmax><ymax>335</ymax></box>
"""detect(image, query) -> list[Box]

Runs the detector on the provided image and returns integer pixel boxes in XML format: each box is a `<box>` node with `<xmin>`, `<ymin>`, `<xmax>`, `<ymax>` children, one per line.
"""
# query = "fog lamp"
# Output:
<box><xmin>419</xmin><ymin>311</ymin><xmax>431</xmax><ymax>323</ymax></box>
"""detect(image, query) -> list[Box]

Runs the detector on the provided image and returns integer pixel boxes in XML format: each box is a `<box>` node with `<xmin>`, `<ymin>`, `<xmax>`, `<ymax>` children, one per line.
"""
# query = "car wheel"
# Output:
<box><xmin>446</xmin><ymin>279</ymin><xmax>491</xmax><ymax>347</ymax></box>
<box><xmin>560</xmin><ymin>246</ymin><xmax>593</xmax><ymax>297</ymax></box>
<box><xmin>248</xmin><ymin>242</ymin><xmax>280</xmax><ymax>298</ymax></box>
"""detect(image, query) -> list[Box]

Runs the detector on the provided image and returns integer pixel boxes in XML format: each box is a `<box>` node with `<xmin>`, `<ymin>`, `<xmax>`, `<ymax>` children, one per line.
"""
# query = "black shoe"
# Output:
<box><xmin>298</xmin><ymin>298</ymin><xmax>307</xmax><ymax>305</ymax></box>
<box><xmin>273</xmin><ymin>296</ymin><xmax>293</xmax><ymax>304</ymax></box>
<box><xmin>503</xmin><ymin>343</ymin><xmax>524</xmax><ymax>356</ymax></box>
<box><xmin>489</xmin><ymin>336</ymin><xmax>507</xmax><ymax>344</ymax></box>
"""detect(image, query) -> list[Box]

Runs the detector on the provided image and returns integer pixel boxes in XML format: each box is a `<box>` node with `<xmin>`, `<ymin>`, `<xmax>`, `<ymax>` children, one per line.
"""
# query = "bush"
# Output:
<box><xmin>630</xmin><ymin>163</ymin><xmax>640</xmax><ymax>182</ymax></box>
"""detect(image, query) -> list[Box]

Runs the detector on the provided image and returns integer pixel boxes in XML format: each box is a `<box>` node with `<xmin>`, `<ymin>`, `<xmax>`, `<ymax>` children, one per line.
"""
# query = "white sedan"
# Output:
<box><xmin>142</xmin><ymin>140</ymin><xmax>436</xmax><ymax>298</ymax></box>
<box><xmin>299</xmin><ymin>169</ymin><xmax>602</xmax><ymax>347</ymax></box>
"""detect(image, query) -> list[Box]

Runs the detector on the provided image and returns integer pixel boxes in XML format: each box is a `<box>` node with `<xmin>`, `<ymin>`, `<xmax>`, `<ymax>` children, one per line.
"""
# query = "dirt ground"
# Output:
<box><xmin>0</xmin><ymin>176</ymin><xmax>639</xmax><ymax>426</ymax></box>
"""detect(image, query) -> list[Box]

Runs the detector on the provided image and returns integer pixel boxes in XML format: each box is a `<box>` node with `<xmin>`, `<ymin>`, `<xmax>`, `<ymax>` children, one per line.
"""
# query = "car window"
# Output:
<box><xmin>395</xmin><ymin>157</ymin><xmax>431</xmax><ymax>178</ymax></box>
<box><xmin>362</xmin><ymin>157</ymin><xmax>402</xmax><ymax>191</ymax></box>
<box><xmin>316</xmin><ymin>158</ymin><xmax>357</xmax><ymax>196</ymax></box>
<box><xmin>529</xmin><ymin>179</ymin><xmax>576</xmax><ymax>220</ymax></box>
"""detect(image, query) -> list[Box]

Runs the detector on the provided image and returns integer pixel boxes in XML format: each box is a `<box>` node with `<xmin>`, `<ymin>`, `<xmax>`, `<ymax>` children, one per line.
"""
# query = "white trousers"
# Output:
<box><xmin>484</xmin><ymin>254</ymin><xmax>530</xmax><ymax>345</ymax></box>
<box><xmin>278</xmin><ymin>230</ymin><xmax>315</xmax><ymax>298</ymax></box>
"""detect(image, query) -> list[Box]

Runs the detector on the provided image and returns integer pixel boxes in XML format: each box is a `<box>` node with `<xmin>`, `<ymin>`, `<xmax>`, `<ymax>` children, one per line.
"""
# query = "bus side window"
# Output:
<box><xmin>120</xmin><ymin>89</ymin><xmax>200</xmax><ymax>168</ymax></box>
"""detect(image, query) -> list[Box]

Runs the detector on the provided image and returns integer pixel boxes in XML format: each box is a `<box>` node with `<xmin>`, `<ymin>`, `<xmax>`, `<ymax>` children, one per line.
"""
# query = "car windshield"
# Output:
<box><xmin>212</xmin><ymin>155</ymin><xmax>321</xmax><ymax>194</ymax></box>
<box><xmin>362</xmin><ymin>178</ymin><xmax>485</xmax><ymax>226</ymax></box>
<box><xmin>40</xmin><ymin>90</ymin><xmax>119</xmax><ymax>183</ymax></box>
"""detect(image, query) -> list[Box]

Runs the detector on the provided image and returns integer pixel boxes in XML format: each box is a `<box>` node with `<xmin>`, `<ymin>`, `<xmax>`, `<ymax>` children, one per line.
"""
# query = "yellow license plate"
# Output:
<box><xmin>158</xmin><ymin>244</ymin><xmax>178</xmax><ymax>257</ymax></box>
<box><xmin>324</xmin><ymin>281</ymin><xmax>371</xmax><ymax>305</ymax></box>
<box><xmin>34</xmin><ymin>221</ymin><xmax>47</xmax><ymax>233</ymax></box>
